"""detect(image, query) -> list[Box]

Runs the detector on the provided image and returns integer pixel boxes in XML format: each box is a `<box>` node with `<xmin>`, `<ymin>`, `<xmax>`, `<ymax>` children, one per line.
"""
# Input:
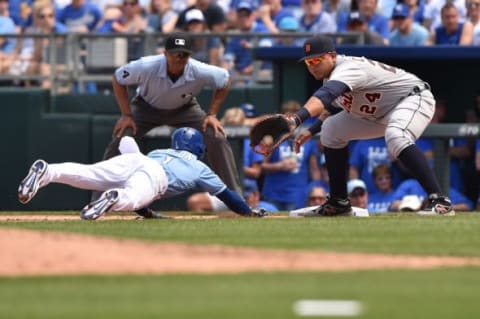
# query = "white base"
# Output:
<box><xmin>289</xmin><ymin>205</ymin><xmax>369</xmax><ymax>217</ymax></box>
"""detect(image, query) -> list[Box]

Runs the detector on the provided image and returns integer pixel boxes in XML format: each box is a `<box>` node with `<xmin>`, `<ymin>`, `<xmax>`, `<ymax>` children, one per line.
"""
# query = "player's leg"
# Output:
<box><xmin>81</xmin><ymin>157</ymin><xmax>168</xmax><ymax>220</ymax></box>
<box><xmin>319</xmin><ymin>112</ymin><xmax>385</xmax><ymax>216</ymax></box>
<box><xmin>108</xmin><ymin>158</ymin><xmax>168</xmax><ymax>211</ymax></box>
<box><xmin>42</xmin><ymin>153</ymin><xmax>146</xmax><ymax>190</ymax></box>
<box><xmin>384</xmin><ymin>90</ymin><xmax>453</xmax><ymax>215</ymax></box>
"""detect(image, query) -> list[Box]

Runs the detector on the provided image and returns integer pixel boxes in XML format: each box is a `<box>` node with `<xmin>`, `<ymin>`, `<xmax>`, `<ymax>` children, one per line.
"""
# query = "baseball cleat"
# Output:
<box><xmin>81</xmin><ymin>190</ymin><xmax>119</xmax><ymax>220</ymax></box>
<box><xmin>291</xmin><ymin>197</ymin><xmax>354</xmax><ymax>217</ymax></box>
<box><xmin>417</xmin><ymin>194</ymin><xmax>455</xmax><ymax>216</ymax></box>
<box><xmin>18</xmin><ymin>159</ymin><xmax>48</xmax><ymax>204</ymax></box>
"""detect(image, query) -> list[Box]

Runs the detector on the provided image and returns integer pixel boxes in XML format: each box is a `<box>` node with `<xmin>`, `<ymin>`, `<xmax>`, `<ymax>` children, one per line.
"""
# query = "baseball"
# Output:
<box><xmin>262</xmin><ymin>135</ymin><xmax>274</xmax><ymax>145</ymax></box>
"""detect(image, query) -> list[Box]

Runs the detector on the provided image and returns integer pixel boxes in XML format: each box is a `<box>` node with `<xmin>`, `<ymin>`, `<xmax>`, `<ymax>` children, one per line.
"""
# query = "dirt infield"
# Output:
<box><xmin>2</xmin><ymin>220</ymin><xmax>480</xmax><ymax>277</ymax></box>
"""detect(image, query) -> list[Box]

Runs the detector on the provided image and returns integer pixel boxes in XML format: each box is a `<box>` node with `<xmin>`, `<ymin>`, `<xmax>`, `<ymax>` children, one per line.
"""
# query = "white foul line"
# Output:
<box><xmin>293</xmin><ymin>300</ymin><xmax>363</xmax><ymax>317</ymax></box>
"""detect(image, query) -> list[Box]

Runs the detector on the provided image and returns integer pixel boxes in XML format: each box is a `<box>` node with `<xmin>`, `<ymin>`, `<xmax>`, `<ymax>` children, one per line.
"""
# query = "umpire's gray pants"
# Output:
<box><xmin>103</xmin><ymin>96</ymin><xmax>242</xmax><ymax>194</ymax></box>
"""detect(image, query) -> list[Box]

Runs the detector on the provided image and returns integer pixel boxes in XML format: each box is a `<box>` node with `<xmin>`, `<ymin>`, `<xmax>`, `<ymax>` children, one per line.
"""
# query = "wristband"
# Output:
<box><xmin>307</xmin><ymin>120</ymin><xmax>323</xmax><ymax>135</ymax></box>
<box><xmin>293</xmin><ymin>108</ymin><xmax>311</xmax><ymax>126</ymax></box>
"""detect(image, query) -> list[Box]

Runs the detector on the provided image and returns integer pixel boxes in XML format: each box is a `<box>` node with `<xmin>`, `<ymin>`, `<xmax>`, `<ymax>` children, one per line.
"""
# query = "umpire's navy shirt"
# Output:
<box><xmin>115</xmin><ymin>55</ymin><xmax>230</xmax><ymax>110</ymax></box>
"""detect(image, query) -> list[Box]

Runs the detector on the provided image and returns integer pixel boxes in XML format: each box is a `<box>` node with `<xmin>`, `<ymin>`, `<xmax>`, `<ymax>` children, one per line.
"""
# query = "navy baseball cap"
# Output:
<box><xmin>347</xmin><ymin>11</ymin><xmax>366</xmax><ymax>24</ymax></box>
<box><xmin>241</xmin><ymin>103</ymin><xmax>257</xmax><ymax>118</ymax></box>
<box><xmin>299</xmin><ymin>35</ymin><xmax>336</xmax><ymax>61</ymax></box>
<box><xmin>165</xmin><ymin>33</ymin><xmax>193</xmax><ymax>54</ymax></box>
<box><xmin>391</xmin><ymin>3</ymin><xmax>410</xmax><ymax>19</ymax></box>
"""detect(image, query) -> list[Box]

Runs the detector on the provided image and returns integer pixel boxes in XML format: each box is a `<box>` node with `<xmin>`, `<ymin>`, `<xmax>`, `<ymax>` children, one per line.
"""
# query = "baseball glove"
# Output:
<box><xmin>249</xmin><ymin>114</ymin><xmax>296</xmax><ymax>156</ymax></box>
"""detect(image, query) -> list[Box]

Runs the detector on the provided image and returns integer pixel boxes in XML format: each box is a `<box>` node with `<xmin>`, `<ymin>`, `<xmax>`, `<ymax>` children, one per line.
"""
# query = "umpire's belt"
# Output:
<box><xmin>134</xmin><ymin>95</ymin><xmax>196</xmax><ymax>114</ymax></box>
<box><xmin>408</xmin><ymin>82</ymin><xmax>431</xmax><ymax>96</ymax></box>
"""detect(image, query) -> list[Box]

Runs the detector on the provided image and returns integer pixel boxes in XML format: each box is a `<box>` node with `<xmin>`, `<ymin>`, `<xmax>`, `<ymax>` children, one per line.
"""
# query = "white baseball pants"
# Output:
<box><xmin>40</xmin><ymin>153</ymin><xmax>168</xmax><ymax>211</ymax></box>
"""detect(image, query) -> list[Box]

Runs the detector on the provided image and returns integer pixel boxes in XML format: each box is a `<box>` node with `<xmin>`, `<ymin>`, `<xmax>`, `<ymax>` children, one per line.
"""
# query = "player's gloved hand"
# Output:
<box><xmin>251</xmin><ymin>208</ymin><xmax>268</xmax><ymax>218</ymax></box>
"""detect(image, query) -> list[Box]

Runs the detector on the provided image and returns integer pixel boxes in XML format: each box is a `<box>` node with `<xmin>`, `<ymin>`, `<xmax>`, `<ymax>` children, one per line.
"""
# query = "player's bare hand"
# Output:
<box><xmin>202</xmin><ymin>114</ymin><xmax>226</xmax><ymax>137</ymax></box>
<box><xmin>294</xmin><ymin>130</ymin><xmax>312</xmax><ymax>153</ymax></box>
<box><xmin>113</xmin><ymin>115</ymin><xmax>137</xmax><ymax>138</ymax></box>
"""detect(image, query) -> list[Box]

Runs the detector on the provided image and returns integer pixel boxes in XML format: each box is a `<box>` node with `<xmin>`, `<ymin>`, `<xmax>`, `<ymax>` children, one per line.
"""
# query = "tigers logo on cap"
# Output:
<box><xmin>299</xmin><ymin>35</ymin><xmax>336</xmax><ymax>62</ymax></box>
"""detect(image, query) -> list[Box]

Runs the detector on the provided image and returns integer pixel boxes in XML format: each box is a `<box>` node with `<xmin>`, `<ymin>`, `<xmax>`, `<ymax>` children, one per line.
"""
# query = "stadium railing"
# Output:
<box><xmin>0</xmin><ymin>32</ymin><xmax>364</xmax><ymax>94</ymax></box>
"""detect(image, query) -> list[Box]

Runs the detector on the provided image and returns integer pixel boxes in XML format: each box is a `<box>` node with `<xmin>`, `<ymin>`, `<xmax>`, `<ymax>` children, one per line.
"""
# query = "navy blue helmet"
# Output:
<box><xmin>171</xmin><ymin>127</ymin><xmax>206</xmax><ymax>159</ymax></box>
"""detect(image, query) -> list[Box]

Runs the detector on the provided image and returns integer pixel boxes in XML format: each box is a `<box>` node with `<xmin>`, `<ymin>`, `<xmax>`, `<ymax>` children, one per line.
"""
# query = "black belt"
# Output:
<box><xmin>134</xmin><ymin>95</ymin><xmax>196</xmax><ymax>114</ymax></box>
<box><xmin>409</xmin><ymin>82</ymin><xmax>431</xmax><ymax>96</ymax></box>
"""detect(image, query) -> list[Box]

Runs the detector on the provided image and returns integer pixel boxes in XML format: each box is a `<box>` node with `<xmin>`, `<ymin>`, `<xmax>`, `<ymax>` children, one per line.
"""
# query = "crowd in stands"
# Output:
<box><xmin>0</xmin><ymin>0</ymin><xmax>478</xmax><ymax>90</ymax></box>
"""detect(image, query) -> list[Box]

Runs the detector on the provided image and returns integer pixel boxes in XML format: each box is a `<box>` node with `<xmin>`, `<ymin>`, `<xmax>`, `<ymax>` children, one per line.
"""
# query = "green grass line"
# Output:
<box><xmin>2</xmin><ymin>212</ymin><xmax>480</xmax><ymax>256</ymax></box>
<box><xmin>1</xmin><ymin>269</ymin><xmax>480</xmax><ymax>319</ymax></box>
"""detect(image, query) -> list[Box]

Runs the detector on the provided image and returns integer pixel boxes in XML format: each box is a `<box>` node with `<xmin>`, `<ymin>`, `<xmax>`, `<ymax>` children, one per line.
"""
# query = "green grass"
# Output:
<box><xmin>1</xmin><ymin>269</ymin><xmax>480</xmax><ymax>319</ymax></box>
<box><xmin>1</xmin><ymin>213</ymin><xmax>480</xmax><ymax>256</ymax></box>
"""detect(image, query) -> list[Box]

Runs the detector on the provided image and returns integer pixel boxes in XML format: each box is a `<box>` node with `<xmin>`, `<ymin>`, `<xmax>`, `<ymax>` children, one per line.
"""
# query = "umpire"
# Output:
<box><xmin>103</xmin><ymin>33</ymin><xmax>241</xmax><ymax>194</ymax></box>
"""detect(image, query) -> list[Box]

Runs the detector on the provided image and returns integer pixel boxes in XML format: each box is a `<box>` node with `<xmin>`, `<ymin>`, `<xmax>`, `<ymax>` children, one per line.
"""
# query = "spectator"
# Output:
<box><xmin>0</xmin><ymin>12</ymin><xmax>17</xmax><ymax>74</ymax></box>
<box><xmin>342</xmin><ymin>11</ymin><xmax>385</xmax><ymax>45</ymax></box>
<box><xmin>147</xmin><ymin>0</ymin><xmax>178</xmax><ymax>33</ymax></box>
<box><xmin>6</xmin><ymin>0</ymin><xmax>33</xmax><ymax>30</ymax></box>
<box><xmin>347</xmin><ymin>179</ymin><xmax>368</xmax><ymax>209</ymax></box>
<box><xmin>256</xmin><ymin>0</ymin><xmax>295</xmax><ymax>34</ymax></box>
<box><xmin>401</xmin><ymin>0</ymin><xmax>426</xmax><ymax>25</ymax></box>
<box><xmin>299</xmin><ymin>153</ymin><xmax>330</xmax><ymax>208</ymax></box>
<box><xmin>95</xmin><ymin>0</ymin><xmax>148</xmax><ymax>61</ymax></box>
<box><xmin>466</xmin><ymin>0</ymin><xmax>480</xmax><ymax>44</ymax></box>
<box><xmin>243</xmin><ymin>179</ymin><xmax>279</xmax><ymax>212</ymax></box>
<box><xmin>323</xmin><ymin>0</ymin><xmax>351</xmax><ymax>24</ymax></box>
<box><xmin>171</xmin><ymin>0</ymin><xmax>196</xmax><ymax>14</ymax></box>
<box><xmin>306</xmin><ymin>185</ymin><xmax>328</xmax><ymax>206</ymax></box>
<box><xmin>223</xmin><ymin>2</ymin><xmax>272</xmax><ymax>82</ymax></box>
<box><xmin>176</xmin><ymin>0</ymin><xmax>226</xmax><ymax>32</ymax></box>
<box><xmin>299</xmin><ymin>0</ymin><xmax>337</xmax><ymax>34</ymax></box>
<box><xmin>57</xmin><ymin>0</ymin><xmax>102</xmax><ymax>32</ymax></box>
<box><xmin>423</xmin><ymin>0</ymin><xmax>467</xmax><ymax>31</ymax></box>
<box><xmin>368</xmin><ymin>164</ymin><xmax>395</xmax><ymax>213</ymax></box>
<box><xmin>390</xmin><ymin>3</ymin><xmax>429</xmax><ymax>46</ymax></box>
<box><xmin>183</xmin><ymin>8</ymin><xmax>222</xmax><ymax>66</ymax></box>
<box><xmin>11</xmin><ymin>1</ymin><xmax>68</xmax><ymax>89</ymax></box>
<box><xmin>390</xmin><ymin>178</ymin><xmax>473</xmax><ymax>212</ymax></box>
<box><xmin>338</xmin><ymin>0</ymin><xmax>390</xmax><ymax>43</ymax></box>
<box><xmin>428</xmin><ymin>3</ymin><xmax>473</xmax><ymax>45</ymax></box>
<box><xmin>275</xmin><ymin>16</ymin><xmax>303</xmax><ymax>47</ymax></box>
<box><xmin>349</xmin><ymin>137</ymin><xmax>402</xmax><ymax>194</ymax></box>
<box><xmin>241</xmin><ymin>103</ymin><xmax>259</xmax><ymax>126</ymax></box>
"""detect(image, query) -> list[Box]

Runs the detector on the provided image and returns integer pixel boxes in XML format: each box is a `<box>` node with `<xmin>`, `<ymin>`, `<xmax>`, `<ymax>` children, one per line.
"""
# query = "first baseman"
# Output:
<box><xmin>291</xmin><ymin>35</ymin><xmax>454</xmax><ymax>216</ymax></box>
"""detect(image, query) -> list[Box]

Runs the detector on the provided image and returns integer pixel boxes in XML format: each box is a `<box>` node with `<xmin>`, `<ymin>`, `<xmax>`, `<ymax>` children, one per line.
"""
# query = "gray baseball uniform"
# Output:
<box><xmin>103</xmin><ymin>55</ymin><xmax>241</xmax><ymax>193</ymax></box>
<box><xmin>321</xmin><ymin>55</ymin><xmax>435</xmax><ymax>158</ymax></box>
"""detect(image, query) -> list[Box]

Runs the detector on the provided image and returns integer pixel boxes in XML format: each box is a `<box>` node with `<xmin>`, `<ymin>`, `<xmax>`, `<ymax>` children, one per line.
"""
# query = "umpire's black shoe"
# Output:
<box><xmin>135</xmin><ymin>207</ymin><xmax>171</xmax><ymax>219</ymax></box>
<box><xmin>417</xmin><ymin>194</ymin><xmax>455</xmax><ymax>216</ymax></box>
<box><xmin>303</xmin><ymin>197</ymin><xmax>354</xmax><ymax>217</ymax></box>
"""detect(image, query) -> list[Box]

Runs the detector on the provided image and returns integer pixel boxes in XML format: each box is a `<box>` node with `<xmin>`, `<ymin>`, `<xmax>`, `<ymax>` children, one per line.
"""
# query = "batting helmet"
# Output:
<box><xmin>171</xmin><ymin>127</ymin><xmax>206</xmax><ymax>159</ymax></box>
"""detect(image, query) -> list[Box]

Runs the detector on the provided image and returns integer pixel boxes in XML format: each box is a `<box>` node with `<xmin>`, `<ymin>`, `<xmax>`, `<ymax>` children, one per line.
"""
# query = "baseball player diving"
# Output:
<box><xmin>18</xmin><ymin>127</ymin><xmax>267</xmax><ymax>220</ymax></box>
<box><xmin>284</xmin><ymin>35</ymin><xmax>453</xmax><ymax>216</ymax></box>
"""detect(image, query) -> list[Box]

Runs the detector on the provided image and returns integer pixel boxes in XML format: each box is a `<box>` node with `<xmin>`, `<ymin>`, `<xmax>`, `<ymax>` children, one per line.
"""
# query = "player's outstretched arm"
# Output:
<box><xmin>216</xmin><ymin>188</ymin><xmax>266</xmax><ymax>217</ymax></box>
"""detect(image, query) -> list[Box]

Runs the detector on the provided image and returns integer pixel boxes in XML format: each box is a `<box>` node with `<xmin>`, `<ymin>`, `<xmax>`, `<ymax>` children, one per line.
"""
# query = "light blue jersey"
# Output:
<box><xmin>147</xmin><ymin>149</ymin><xmax>226</xmax><ymax>198</ymax></box>
<box><xmin>115</xmin><ymin>55</ymin><xmax>229</xmax><ymax>110</ymax></box>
